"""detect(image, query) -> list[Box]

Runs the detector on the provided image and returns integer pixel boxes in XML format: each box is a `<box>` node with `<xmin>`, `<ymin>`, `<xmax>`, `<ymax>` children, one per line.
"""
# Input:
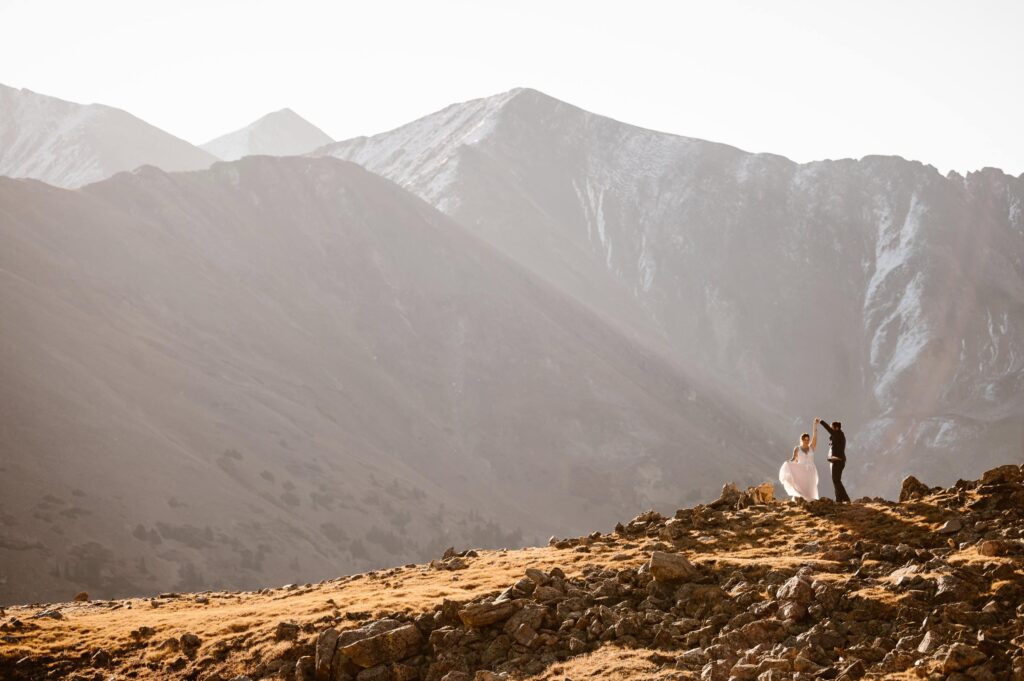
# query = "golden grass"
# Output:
<box><xmin>524</xmin><ymin>645</ymin><xmax>697</xmax><ymax>680</ymax></box>
<box><xmin>1</xmin><ymin>494</ymin><xmax>991</xmax><ymax>681</ymax></box>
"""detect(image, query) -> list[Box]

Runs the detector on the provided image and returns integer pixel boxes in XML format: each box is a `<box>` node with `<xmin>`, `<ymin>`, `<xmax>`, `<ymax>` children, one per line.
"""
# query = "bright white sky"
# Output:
<box><xmin>1</xmin><ymin>0</ymin><xmax>1021</xmax><ymax>174</ymax></box>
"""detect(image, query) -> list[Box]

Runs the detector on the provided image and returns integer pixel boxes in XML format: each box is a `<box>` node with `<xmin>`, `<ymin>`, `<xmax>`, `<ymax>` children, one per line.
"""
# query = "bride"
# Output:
<box><xmin>779</xmin><ymin>419</ymin><xmax>820</xmax><ymax>500</ymax></box>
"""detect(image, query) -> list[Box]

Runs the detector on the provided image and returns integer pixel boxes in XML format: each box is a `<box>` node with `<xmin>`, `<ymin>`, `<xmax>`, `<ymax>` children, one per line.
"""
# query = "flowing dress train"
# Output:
<box><xmin>779</xmin><ymin>447</ymin><xmax>819</xmax><ymax>500</ymax></box>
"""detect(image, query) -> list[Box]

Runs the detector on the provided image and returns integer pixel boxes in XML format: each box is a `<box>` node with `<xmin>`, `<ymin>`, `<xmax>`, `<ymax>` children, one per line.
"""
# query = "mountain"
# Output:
<box><xmin>317</xmin><ymin>87</ymin><xmax>1024</xmax><ymax>496</ymax></box>
<box><xmin>4</xmin><ymin>464</ymin><xmax>1023</xmax><ymax>681</ymax></box>
<box><xmin>0</xmin><ymin>83</ymin><xmax>216</xmax><ymax>188</ymax></box>
<box><xmin>0</xmin><ymin>156</ymin><xmax>780</xmax><ymax>604</ymax></box>
<box><xmin>202</xmin><ymin>108</ymin><xmax>333</xmax><ymax>161</ymax></box>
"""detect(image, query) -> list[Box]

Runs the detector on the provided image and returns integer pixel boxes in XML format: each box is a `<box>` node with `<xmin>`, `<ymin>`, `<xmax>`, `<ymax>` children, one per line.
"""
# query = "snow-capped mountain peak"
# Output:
<box><xmin>318</xmin><ymin>86</ymin><xmax>1024</xmax><ymax>497</ymax></box>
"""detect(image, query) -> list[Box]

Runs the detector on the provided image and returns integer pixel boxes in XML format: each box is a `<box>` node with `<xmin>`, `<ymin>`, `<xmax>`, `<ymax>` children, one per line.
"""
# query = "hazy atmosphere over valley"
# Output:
<box><xmin>1</xmin><ymin>0</ymin><xmax>1022</xmax><ymax>621</ymax></box>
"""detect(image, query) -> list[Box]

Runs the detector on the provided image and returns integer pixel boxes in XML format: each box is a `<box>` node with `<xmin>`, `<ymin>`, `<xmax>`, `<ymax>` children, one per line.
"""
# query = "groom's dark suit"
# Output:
<box><xmin>819</xmin><ymin>420</ymin><xmax>851</xmax><ymax>503</ymax></box>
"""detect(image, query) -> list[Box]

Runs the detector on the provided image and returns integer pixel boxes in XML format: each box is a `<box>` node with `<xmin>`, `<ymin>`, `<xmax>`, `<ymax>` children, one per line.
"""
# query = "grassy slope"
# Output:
<box><xmin>0</xmin><ymin>475</ymin><xmax>1017</xmax><ymax>681</ymax></box>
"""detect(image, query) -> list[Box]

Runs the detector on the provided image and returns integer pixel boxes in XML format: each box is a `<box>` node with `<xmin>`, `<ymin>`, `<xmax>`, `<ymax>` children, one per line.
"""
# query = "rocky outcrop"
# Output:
<box><xmin>899</xmin><ymin>475</ymin><xmax>932</xmax><ymax>501</ymax></box>
<box><xmin>709</xmin><ymin>481</ymin><xmax>775</xmax><ymax>510</ymax></box>
<box><xmin>302</xmin><ymin>465</ymin><xmax>1024</xmax><ymax>681</ymax></box>
<box><xmin>4</xmin><ymin>464</ymin><xmax>1024</xmax><ymax>681</ymax></box>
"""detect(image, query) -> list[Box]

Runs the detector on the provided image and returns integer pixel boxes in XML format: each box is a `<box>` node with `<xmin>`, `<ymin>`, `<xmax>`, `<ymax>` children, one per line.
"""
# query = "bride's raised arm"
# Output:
<box><xmin>810</xmin><ymin>419</ymin><xmax>819</xmax><ymax>450</ymax></box>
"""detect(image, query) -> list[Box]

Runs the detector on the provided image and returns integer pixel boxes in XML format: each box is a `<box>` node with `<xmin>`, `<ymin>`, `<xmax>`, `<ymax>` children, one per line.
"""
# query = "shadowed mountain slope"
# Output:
<box><xmin>0</xmin><ymin>156</ymin><xmax>780</xmax><ymax>604</ymax></box>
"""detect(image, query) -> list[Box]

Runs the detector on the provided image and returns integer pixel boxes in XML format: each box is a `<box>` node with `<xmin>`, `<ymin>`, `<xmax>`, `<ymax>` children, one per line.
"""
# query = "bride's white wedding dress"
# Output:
<box><xmin>779</xmin><ymin>446</ymin><xmax>819</xmax><ymax>500</ymax></box>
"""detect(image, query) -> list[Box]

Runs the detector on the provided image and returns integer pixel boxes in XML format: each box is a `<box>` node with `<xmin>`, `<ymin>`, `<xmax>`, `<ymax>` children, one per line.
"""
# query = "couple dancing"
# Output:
<box><xmin>778</xmin><ymin>418</ymin><xmax>850</xmax><ymax>503</ymax></box>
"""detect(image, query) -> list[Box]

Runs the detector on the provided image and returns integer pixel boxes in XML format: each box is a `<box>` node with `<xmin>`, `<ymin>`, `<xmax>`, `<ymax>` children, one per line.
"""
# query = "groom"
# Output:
<box><xmin>817</xmin><ymin>419</ymin><xmax>851</xmax><ymax>503</ymax></box>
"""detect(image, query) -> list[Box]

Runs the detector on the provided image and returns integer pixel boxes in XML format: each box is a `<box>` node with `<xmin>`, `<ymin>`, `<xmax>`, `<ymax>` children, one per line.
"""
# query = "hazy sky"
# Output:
<box><xmin>2</xmin><ymin>0</ymin><xmax>1021</xmax><ymax>174</ymax></box>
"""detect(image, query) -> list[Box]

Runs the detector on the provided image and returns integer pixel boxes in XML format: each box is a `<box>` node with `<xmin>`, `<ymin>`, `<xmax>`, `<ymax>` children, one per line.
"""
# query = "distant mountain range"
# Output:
<box><xmin>0</xmin><ymin>84</ymin><xmax>216</xmax><ymax>188</ymax></box>
<box><xmin>0</xmin><ymin>84</ymin><xmax>335</xmax><ymax>187</ymax></box>
<box><xmin>1</xmin><ymin>84</ymin><xmax>1021</xmax><ymax>603</ymax></box>
<box><xmin>201</xmin><ymin>108</ymin><xmax>333</xmax><ymax>161</ymax></box>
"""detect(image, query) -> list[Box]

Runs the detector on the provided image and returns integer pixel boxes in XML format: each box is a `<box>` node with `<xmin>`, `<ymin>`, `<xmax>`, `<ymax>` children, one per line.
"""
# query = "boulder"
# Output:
<box><xmin>937</xmin><ymin>517</ymin><xmax>963</xmax><ymax>534</ymax></box>
<box><xmin>502</xmin><ymin>605</ymin><xmax>546</xmax><ymax>636</ymax></box>
<box><xmin>339</xmin><ymin>620</ymin><xmax>403</xmax><ymax>646</ymax></box>
<box><xmin>741</xmin><ymin>482</ymin><xmax>775</xmax><ymax>507</ymax></box>
<box><xmin>899</xmin><ymin>475</ymin><xmax>931</xmax><ymax>502</ymax></box>
<box><xmin>917</xmin><ymin>630</ymin><xmax>941</xmax><ymax>654</ymax></box>
<box><xmin>979</xmin><ymin>540</ymin><xmax>1004</xmax><ymax>557</ymax></box>
<box><xmin>709</xmin><ymin>482</ymin><xmax>742</xmax><ymax>509</ymax></box>
<box><xmin>935</xmin><ymin>575</ymin><xmax>977</xmax><ymax>603</ymax></box>
<box><xmin>532</xmin><ymin>585</ymin><xmax>564</xmax><ymax>602</ymax></box>
<box><xmin>981</xmin><ymin>464</ymin><xmax>1023</xmax><ymax>486</ymax></box>
<box><xmin>776</xmin><ymin>576</ymin><xmax>813</xmax><ymax>605</ymax></box>
<box><xmin>294</xmin><ymin>656</ymin><xmax>314</xmax><ymax>681</ymax></box>
<box><xmin>458</xmin><ymin>601</ymin><xmax>517</xmax><ymax>627</ymax></box>
<box><xmin>275</xmin><ymin>621</ymin><xmax>300</xmax><ymax>640</ymax></box>
<box><xmin>836</xmin><ymin>659</ymin><xmax>866</xmax><ymax>680</ymax></box>
<box><xmin>524</xmin><ymin>568</ymin><xmax>547</xmax><ymax>584</ymax></box>
<box><xmin>648</xmin><ymin>551</ymin><xmax>697</xmax><ymax>583</ymax></box>
<box><xmin>339</xmin><ymin>624</ymin><xmax>423</xmax><ymax>668</ymax></box>
<box><xmin>315</xmin><ymin>628</ymin><xmax>340</xmax><ymax>680</ymax></box>
<box><xmin>736</xmin><ymin>619</ymin><xmax>786</xmax><ymax>647</ymax></box>
<box><xmin>180</xmin><ymin>633</ymin><xmax>202</xmax><ymax>651</ymax></box>
<box><xmin>941</xmin><ymin>643</ymin><xmax>987</xmax><ymax>673</ymax></box>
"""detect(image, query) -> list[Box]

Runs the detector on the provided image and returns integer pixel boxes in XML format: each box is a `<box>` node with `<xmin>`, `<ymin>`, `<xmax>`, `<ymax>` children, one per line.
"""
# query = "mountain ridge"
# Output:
<box><xmin>0</xmin><ymin>83</ymin><xmax>216</xmax><ymax>188</ymax></box>
<box><xmin>317</xmin><ymin>87</ymin><xmax>1024</xmax><ymax>499</ymax></box>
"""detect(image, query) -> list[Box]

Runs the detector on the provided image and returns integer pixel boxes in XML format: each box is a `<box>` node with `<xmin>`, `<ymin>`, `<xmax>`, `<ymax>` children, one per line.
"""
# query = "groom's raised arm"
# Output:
<box><xmin>818</xmin><ymin>419</ymin><xmax>834</xmax><ymax>435</ymax></box>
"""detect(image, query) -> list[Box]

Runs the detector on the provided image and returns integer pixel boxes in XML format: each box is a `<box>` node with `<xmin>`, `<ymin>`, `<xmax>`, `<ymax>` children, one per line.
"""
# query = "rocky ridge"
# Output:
<box><xmin>2</xmin><ymin>464</ymin><xmax>1023</xmax><ymax>681</ymax></box>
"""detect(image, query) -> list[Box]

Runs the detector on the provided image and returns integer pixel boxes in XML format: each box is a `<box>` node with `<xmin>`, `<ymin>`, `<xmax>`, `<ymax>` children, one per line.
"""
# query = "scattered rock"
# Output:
<box><xmin>130</xmin><ymin>626</ymin><xmax>156</xmax><ymax>640</ymax></box>
<box><xmin>647</xmin><ymin>551</ymin><xmax>697</xmax><ymax>583</ymax></box>
<box><xmin>275</xmin><ymin>621</ymin><xmax>300</xmax><ymax>640</ymax></box>
<box><xmin>181</xmin><ymin>632</ymin><xmax>202</xmax><ymax>652</ymax></box>
<box><xmin>315</xmin><ymin>628</ymin><xmax>340</xmax><ymax>680</ymax></box>
<box><xmin>458</xmin><ymin>601</ymin><xmax>517</xmax><ymax>627</ymax></box>
<box><xmin>899</xmin><ymin>475</ymin><xmax>931</xmax><ymax>501</ymax></box>
<box><xmin>10</xmin><ymin>464</ymin><xmax>1024</xmax><ymax>681</ymax></box>
<box><xmin>978</xmin><ymin>540</ymin><xmax>1004</xmax><ymax>556</ymax></box>
<box><xmin>31</xmin><ymin>608</ymin><xmax>63</xmax><ymax>620</ymax></box>
<box><xmin>941</xmin><ymin>643</ymin><xmax>987</xmax><ymax>673</ymax></box>
<box><xmin>294</xmin><ymin>655</ymin><xmax>314</xmax><ymax>681</ymax></box>
<box><xmin>90</xmin><ymin>649</ymin><xmax>111</xmax><ymax>667</ymax></box>
<box><xmin>710</xmin><ymin>482</ymin><xmax>742</xmax><ymax>509</ymax></box>
<box><xmin>917</xmin><ymin>630</ymin><xmax>940</xmax><ymax>654</ymax></box>
<box><xmin>340</xmin><ymin>623</ymin><xmax>423</xmax><ymax>668</ymax></box>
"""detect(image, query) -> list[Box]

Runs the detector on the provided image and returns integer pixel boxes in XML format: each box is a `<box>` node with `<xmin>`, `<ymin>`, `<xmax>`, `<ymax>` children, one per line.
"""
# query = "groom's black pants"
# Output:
<box><xmin>831</xmin><ymin>460</ymin><xmax>851</xmax><ymax>503</ymax></box>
